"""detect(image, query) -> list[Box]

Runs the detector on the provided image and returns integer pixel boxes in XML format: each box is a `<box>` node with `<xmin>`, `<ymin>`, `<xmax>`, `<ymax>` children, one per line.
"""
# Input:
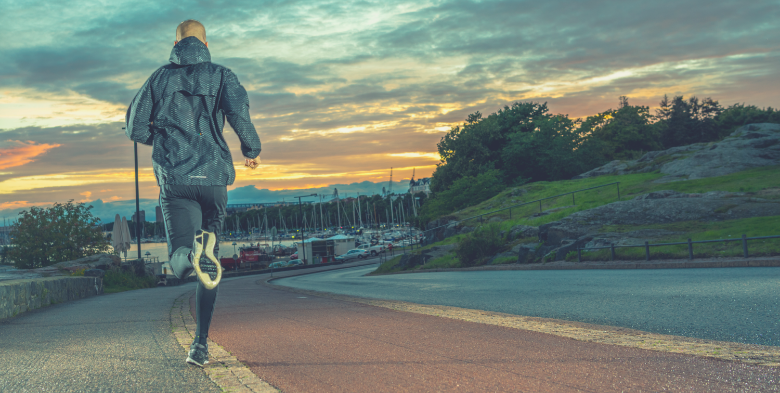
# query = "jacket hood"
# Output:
<box><xmin>169</xmin><ymin>36</ymin><xmax>211</xmax><ymax>65</ymax></box>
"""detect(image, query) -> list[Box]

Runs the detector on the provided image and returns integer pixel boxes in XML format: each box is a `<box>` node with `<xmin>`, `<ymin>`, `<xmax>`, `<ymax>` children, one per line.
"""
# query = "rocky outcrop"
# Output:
<box><xmin>573</xmin><ymin>123</ymin><xmax>780</xmax><ymax>182</ymax></box>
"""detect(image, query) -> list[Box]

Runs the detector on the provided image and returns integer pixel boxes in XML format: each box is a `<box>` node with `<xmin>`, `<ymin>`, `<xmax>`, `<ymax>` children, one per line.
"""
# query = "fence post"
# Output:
<box><xmin>539</xmin><ymin>200</ymin><xmax>542</xmax><ymax>213</ymax></box>
<box><xmin>577</xmin><ymin>247</ymin><xmax>581</xmax><ymax>262</ymax></box>
<box><xmin>572</xmin><ymin>193</ymin><xmax>575</xmax><ymax>206</ymax></box>
<box><xmin>645</xmin><ymin>241</ymin><xmax>650</xmax><ymax>261</ymax></box>
<box><xmin>610</xmin><ymin>244</ymin><xmax>615</xmax><ymax>261</ymax></box>
<box><xmin>617</xmin><ymin>183</ymin><xmax>620</xmax><ymax>201</ymax></box>
<box><xmin>688</xmin><ymin>238</ymin><xmax>693</xmax><ymax>260</ymax></box>
<box><xmin>742</xmin><ymin>234</ymin><xmax>748</xmax><ymax>258</ymax></box>
<box><xmin>509</xmin><ymin>208</ymin><xmax>512</xmax><ymax>219</ymax></box>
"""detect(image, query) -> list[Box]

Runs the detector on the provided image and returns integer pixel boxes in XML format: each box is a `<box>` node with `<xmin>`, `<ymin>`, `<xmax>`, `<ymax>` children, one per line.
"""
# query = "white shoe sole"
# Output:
<box><xmin>192</xmin><ymin>230</ymin><xmax>222</xmax><ymax>290</ymax></box>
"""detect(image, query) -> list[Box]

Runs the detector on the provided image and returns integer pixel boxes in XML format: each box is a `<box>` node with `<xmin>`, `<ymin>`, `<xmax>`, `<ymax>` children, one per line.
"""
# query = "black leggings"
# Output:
<box><xmin>159</xmin><ymin>184</ymin><xmax>227</xmax><ymax>345</ymax></box>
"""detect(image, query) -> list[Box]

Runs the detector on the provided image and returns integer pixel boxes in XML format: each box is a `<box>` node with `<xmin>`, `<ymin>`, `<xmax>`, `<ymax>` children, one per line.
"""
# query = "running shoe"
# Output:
<box><xmin>186</xmin><ymin>342</ymin><xmax>209</xmax><ymax>366</ymax></box>
<box><xmin>192</xmin><ymin>229</ymin><xmax>222</xmax><ymax>290</ymax></box>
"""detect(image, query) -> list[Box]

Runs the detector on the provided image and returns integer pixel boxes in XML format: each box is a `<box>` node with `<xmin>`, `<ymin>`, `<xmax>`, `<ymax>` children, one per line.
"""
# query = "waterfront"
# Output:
<box><xmin>118</xmin><ymin>239</ymin><xmax>299</xmax><ymax>262</ymax></box>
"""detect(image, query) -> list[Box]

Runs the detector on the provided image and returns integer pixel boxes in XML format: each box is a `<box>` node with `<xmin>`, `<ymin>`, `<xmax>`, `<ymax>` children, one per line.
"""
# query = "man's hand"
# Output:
<box><xmin>245</xmin><ymin>157</ymin><xmax>259</xmax><ymax>170</ymax></box>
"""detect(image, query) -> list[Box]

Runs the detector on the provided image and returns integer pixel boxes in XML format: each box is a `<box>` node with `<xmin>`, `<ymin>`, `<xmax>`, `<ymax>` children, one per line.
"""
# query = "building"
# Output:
<box><xmin>156</xmin><ymin>206</ymin><xmax>164</xmax><ymax>223</ymax></box>
<box><xmin>132</xmin><ymin>210</ymin><xmax>146</xmax><ymax>223</ymax></box>
<box><xmin>408</xmin><ymin>178</ymin><xmax>431</xmax><ymax>195</ymax></box>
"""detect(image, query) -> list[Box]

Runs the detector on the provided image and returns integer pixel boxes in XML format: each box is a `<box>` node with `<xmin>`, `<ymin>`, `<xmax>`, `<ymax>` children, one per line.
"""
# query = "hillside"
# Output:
<box><xmin>373</xmin><ymin>124</ymin><xmax>780</xmax><ymax>274</ymax></box>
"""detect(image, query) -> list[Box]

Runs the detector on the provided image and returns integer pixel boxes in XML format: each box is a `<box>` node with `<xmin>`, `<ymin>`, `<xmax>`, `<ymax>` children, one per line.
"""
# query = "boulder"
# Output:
<box><xmin>554</xmin><ymin>235</ymin><xmax>594</xmax><ymax>261</ymax></box>
<box><xmin>509</xmin><ymin>225</ymin><xmax>539</xmax><ymax>240</ymax></box>
<box><xmin>487</xmin><ymin>216</ymin><xmax>502</xmax><ymax>223</ymax></box>
<box><xmin>512</xmin><ymin>243</ymin><xmax>539</xmax><ymax>264</ymax></box>
<box><xmin>395</xmin><ymin>253</ymin><xmax>428</xmax><ymax>269</ymax></box>
<box><xmin>459</xmin><ymin>226</ymin><xmax>475</xmax><ymax>235</ymax></box>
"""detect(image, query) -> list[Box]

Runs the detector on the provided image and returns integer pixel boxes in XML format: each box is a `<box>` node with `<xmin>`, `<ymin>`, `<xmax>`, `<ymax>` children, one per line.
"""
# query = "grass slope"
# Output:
<box><xmin>374</xmin><ymin>166</ymin><xmax>780</xmax><ymax>273</ymax></box>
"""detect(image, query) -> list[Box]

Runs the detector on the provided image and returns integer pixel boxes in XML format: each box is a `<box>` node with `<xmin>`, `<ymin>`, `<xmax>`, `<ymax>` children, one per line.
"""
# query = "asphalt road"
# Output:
<box><xmin>275</xmin><ymin>265</ymin><xmax>780</xmax><ymax>347</ymax></box>
<box><xmin>0</xmin><ymin>282</ymin><xmax>220</xmax><ymax>393</ymax></box>
<box><xmin>207</xmin><ymin>273</ymin><xmax>780</xmax><ymax>392</ymax></box>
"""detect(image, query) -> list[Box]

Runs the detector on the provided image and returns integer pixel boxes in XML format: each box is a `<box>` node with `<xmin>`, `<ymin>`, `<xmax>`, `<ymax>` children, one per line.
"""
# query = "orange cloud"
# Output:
<box><xmin>0</xmin><ymin>200</ymin><xmax>36</xmax><ymax>210</ymax></box>
<box><xmin>0</xmin><ymin>140</ymin><xmax>61</xmax><ymax>170</ymax></box>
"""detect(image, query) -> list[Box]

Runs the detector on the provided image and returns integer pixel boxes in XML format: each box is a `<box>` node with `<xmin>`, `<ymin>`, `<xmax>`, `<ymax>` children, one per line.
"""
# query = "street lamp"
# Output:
<box><xmin>122</xmin><ymin>127</ymin><xmax>143</xmax><ymax>261</ymax></box>
<box><xmin>293</xmin><ymin>194</ymin><xmax>318</xmax><ymax>264</ymax></box>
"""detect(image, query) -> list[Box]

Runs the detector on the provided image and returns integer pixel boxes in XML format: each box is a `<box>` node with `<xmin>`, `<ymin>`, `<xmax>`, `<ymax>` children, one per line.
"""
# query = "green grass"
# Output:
<box><xmin>419</xmin><ymin>253</ymin><xmax>461</xmax><ymax>270</ymax></box>
<box><xmin>103</xmin><ymin>269</ymin><xmax>157</xmax><ymax>294</ymax></box>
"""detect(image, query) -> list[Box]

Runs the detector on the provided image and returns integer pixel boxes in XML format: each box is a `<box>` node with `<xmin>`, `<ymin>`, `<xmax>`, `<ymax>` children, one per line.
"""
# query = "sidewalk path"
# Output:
<box><xmin>0</xmin><ymin>283</ymin><xmax>220</xmax><ymax>392</ymax></box>
<box><xmin>203</xmin><ymin>271</ymin><xmax>780</xmax><ymax>392</ymax></box>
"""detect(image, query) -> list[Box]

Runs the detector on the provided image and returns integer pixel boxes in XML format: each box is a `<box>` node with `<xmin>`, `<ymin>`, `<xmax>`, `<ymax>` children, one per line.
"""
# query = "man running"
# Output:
<box><xmin>125</xmin><ymin>19</ymin><xmax>261</xmax><ymax>367</ymax></box>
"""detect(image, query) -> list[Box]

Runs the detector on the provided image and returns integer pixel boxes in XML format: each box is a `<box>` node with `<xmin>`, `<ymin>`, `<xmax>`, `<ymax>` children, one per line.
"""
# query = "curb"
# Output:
<box><xmin>171</xmin><ymin>291</ymin><xmax>279</xmax><ymax>393</ymax></box>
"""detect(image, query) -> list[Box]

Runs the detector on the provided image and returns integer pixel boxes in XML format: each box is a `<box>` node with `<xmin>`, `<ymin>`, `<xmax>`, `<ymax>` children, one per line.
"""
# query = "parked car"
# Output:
<box><xmin>289</xmin><ymin>253</ymin><xmax>298</xmax><ymax>260</ymax></box>
<box><xmin>268</xmin><ymin>261</ymin><xmax>286</xmax><ymax>269</ymax></box>
<box><xmin>357</xmin><ymin>243</ymin><xmax>386</xmax><ymax>256</ymax></box>
<box><xmin>336</xmin><ymin>249</ymin><xmax>369</xmax><ymax>261</ymax></box>
<box><xmin>287</xmin><ymin>259</ymin><xmax>304</xmax><ymax>267</ymax></box>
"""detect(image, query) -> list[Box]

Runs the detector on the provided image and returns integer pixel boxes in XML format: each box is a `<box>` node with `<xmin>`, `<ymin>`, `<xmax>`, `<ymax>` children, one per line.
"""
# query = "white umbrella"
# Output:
<box><xmin>112</xmin><ymin>214</ymin><xmax>127</xmax><ymax>257</ymax></box>
<box><xmin>120</xmin><ymin>216</ymin><xmax>132</xmax><ymax>259</ymax></box>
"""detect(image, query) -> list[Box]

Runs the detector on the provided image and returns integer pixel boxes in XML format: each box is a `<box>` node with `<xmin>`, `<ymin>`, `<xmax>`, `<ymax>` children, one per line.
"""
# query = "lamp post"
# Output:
<box><xmin>123</xmin><ymin>127</ymin><xmax>143</xmax><ymax>261</ymax></box>
<box><xmin>293</xmin><ymin>194</ymin><xmax>318</xmax><ymax>264</ymax></box>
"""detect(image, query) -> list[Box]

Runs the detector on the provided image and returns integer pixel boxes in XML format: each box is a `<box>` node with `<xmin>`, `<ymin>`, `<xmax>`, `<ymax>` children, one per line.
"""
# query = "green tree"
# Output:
<box><xmin>654</xmin><ymin>95</ymin><xmax>723</xmax><ymax>148</ymax></box>
<box><xmin>8</xmin><ymin>200</ymin><xmax>111</xmax><ymax>269</ymax></box>
<box><xmin>500</xmin><ymin>114</ymin><xmax>601</xmax><ymax>182</ymax></box>
<box><xmin>715</xmin><ymin>103</ymin><xmax>780</xmax><ymax>138</ymax></box>
<box><xmin>432</xmin><ymin>102</ymin><xmax>550</xmax><ymax>192</ymax></box>
<box><xmin>582</xmin><ymin>99</ymin><xmax>662</xmax><ymax>160</ymax></box>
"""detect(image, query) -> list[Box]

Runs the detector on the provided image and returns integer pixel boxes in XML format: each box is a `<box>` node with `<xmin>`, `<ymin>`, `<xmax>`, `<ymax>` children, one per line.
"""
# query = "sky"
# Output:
<box><xmin>1</xmin><ymin>0</ymin><xmax>778</xmax><ymax>223</ymax></box>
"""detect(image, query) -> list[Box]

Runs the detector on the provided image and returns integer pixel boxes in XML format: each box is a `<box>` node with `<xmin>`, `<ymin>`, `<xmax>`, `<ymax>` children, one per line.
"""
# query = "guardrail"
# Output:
<box><xmin>575</xmin><ymin>234</ymin><xmax>780</xmax><ymax>262</ymax></box>
<box><xmin>422</xmin><ymin>181</ymin><xmax>621</xmax><ymax>245</ymax></box>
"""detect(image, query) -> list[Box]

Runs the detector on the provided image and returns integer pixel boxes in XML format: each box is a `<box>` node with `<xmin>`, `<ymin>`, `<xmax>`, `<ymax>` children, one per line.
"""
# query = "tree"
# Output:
<box><xmin>432</xmin><ymin>101</ymin><xmax>551</xmax><ymax>192</ymax></box>
<box><xmin>715</xmin><ymin>103</ymin><xmax>780</xmax><ymax>138</ymax></box>
<box><xmin>654</xmin><ymin>95</ymin><xmax>723</xmax><ymax>148</ymax></box>
<box><xmin>500</xmin><ymin>114</ymin><xmax>600</xmax><ymax>182</ymax></box>
<box><xmin>8</xmin><ymin>200</ymin><xmax>111</xmax><ymax>269</ymax></box>
<box><xmin>582</xmin><ymin>101</ymin><xmax>662</xmax><ymax>161</ymax></box>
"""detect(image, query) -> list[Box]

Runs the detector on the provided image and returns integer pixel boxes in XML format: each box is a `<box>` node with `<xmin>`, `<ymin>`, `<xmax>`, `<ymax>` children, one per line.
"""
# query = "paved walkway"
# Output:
<box><xmin>3</xmin><ymin>261</ymin><xmax>779</xmax><ymax>392</ymax></box>
<box><xmin>202</xmin><ymin>273</ymin><xmax>780</xmax><ymax>392</ymax></box>
<box><xmin>0</xmin><ymin>282</ymin><xmax>219</xmax><ymax>392</ymax></box>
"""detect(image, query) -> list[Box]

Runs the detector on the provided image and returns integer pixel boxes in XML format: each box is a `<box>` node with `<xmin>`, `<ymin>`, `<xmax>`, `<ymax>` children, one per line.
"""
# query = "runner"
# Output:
<box><xmin>125</xmin><ymin>19</ymin><xmax>261</xmax><ymax>367</ymax></box>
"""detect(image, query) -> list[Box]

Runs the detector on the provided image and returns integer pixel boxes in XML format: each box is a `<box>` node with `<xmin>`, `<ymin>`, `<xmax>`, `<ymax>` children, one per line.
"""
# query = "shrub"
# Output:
<box><xmin>455</xmin><ymin>224</ymin><xmax>505</xmax><ymax>267</ymax></box>
<box><xmin>7</xmin><ymin>200</ymin><xmax>111</xmax><ymax>269</ymax></box>
<box><xmin>103</xmin><ymin>268</ymin><xmax>157</xmax><ymax>294</ymax></box>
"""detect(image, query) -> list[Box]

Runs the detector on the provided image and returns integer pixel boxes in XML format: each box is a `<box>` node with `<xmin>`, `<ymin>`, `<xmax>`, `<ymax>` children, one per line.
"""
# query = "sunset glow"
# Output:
<box><xmin>1</xmin><ymin>0</ymin><xmax>777</xmax><ymax>222</ymax></box>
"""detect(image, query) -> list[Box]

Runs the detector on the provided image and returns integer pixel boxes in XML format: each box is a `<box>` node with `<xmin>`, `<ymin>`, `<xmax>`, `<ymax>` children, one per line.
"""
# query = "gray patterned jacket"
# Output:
<box><xmin>125</xmin><ymin>36</ymin><xmax>261</xmax><ymax>186</ymax></box>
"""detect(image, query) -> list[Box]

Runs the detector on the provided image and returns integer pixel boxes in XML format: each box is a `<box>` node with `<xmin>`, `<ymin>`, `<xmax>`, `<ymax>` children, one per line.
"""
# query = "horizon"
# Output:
<box><xmin>2</xmin><ymin>1</ymin><xmax>778</xmax><ymax>216</ymax></box>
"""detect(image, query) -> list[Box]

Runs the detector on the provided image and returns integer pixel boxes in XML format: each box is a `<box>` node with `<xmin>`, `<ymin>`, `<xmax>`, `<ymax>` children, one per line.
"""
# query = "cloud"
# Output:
<box><xmin>0</xmin><ymin>140</ymin><xmax>61</xmax><ymax>170</ymax></box>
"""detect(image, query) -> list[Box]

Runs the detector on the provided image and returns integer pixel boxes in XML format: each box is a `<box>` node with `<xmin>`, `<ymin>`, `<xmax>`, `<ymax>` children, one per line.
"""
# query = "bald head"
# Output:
<box><xmin>176</xmin><ymin>19</ymin><xmax>207</xmax><ymax>44</ymax></box>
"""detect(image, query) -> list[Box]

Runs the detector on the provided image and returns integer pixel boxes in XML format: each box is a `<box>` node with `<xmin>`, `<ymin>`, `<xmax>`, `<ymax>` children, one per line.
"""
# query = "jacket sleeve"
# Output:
<box><xmin>221</xmin><ymin>69</ymin><xmax>261</xmax><ymax>158</ymax></box>
<box><xmin>125</xmin><ymin>71</ymin><xmax>158</xmax><ymax>146</ymax></box>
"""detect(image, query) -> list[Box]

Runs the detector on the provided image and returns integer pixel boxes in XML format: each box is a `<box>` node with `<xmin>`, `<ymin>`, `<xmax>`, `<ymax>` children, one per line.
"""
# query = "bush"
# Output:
<box><xmin>455</xmin><ymin>224</ymin><xmax>505</xmax><ymax>267</ymax></box>
<box><xmin>8</xmin><ymin>200</ymin><xmax>110</xmax><ymax>269</ymax></box>
<box><xmin>103</xmin><ymin>268</ymin><xmax>157</xmax><ymax>294</ymax></box>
